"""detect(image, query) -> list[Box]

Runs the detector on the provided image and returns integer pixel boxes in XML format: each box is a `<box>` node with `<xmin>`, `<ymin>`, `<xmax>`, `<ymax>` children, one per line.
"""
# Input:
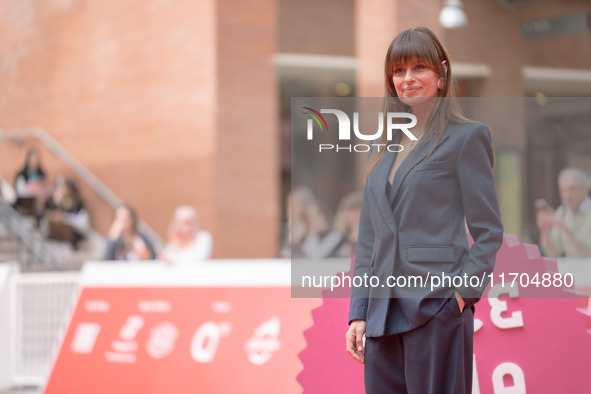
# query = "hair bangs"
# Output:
<box><xmin>387</xmin><ymin>30</ymin><xmax>441</xmax><ymax>72</ymax></box>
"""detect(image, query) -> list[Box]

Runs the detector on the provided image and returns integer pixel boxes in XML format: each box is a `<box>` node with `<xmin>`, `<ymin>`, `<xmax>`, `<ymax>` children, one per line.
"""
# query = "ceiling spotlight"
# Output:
<box><xmin>439</xmin><ymin>0</ymin><xmax>468</xmax><ymax>29</ymax></box>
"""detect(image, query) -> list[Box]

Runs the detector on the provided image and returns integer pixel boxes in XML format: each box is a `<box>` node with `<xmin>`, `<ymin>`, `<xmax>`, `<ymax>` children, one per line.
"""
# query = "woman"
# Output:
<box><xmin>161</xmin><ymin>205</ymin><xmax>213</xmax><ymax>264</ymax></box>
<box><xmin>332</xmin><ymin>192</ymin><xmax>363</xmax><ymax>258</ymax></box>
<box><xmin>277</xmin><ymin>186</ymin><xmax>316</xmax><ymax>258</ymax></box>
<box><xmin>43</xmin><ymin>176</ymin><xmax>90</xmax><ymax>248</ymax></box>
<box><xmin>103</xmin><ymin>204</ymin><xmax>156</xmax><ymax>261</ymax></box>
<box><xmin>300</xmin><ymin>199</ymin><xmax>343</xmax><ymax>259</ymax></box>
<box><xmin>13</xmin><ymin>148</ymin><xmax>47</xmax><ymax>215</ymax></box>
<box><xmin>345</xmin><ymin>27</ymin><xmax>503</xmax><ymax>393</ymax></box>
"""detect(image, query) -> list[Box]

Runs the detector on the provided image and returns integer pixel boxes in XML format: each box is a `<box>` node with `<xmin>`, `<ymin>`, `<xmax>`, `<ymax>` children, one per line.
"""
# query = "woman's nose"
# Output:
<box><xmin>404</xmin><ymin>69</ymin><xmax>415</xmax><ymax>82</ymax></box>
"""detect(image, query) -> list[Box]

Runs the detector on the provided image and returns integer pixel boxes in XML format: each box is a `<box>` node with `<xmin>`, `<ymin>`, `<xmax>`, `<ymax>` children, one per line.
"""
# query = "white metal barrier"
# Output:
<box><xmin>0</xmin><ymin>263</ymin><xmax>17</xmax><ymax>390</ymax></box>
<box><xmin>0</xmin><ymin>263</ymin><xmax>79</xmax><ymax>390</ymax></box>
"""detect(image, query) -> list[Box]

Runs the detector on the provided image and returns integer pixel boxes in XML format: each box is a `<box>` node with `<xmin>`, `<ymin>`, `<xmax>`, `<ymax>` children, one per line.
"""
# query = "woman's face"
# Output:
<box><xmin>291</xmin><ymin>194</ymin><xmax>308</xmax><ymax>220</ymax></box>
<box><xmin>307</xmin><ymin>205</ymin><xmax>328</xmax><ymax>233</ymax></box>
<box><xmin>392</xmin><ymin>57</ymin><xmax>442</xmax><ymax>106</ymax></box>
<box><xmin>28</xmin><ymin>153</ymin><xmax>39</xmax><ymax>169</ymax></box>
<box><xmin>115</xmin><ymin>207</ymin><xmax>133</xmax><ymax>234</ymax></box>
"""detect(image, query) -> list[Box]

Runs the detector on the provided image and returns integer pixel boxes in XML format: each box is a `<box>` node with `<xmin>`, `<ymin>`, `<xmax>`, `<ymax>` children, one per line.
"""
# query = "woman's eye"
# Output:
<box><xmin>394</xmin><ymin>68</ymin><xmax>404</xmax><ymax>74</ymax></box>
<box><xmin>415</xmin><ymin>64</ymin><xmax>425</xmax><ymax>70</ymax></box>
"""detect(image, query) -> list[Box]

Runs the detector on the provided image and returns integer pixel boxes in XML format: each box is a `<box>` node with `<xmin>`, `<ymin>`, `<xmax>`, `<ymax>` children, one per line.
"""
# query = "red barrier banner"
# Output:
<box><xmin>44</xmin><ymin>262</ymin><xmax>319</xmax><ymax>394</ymax></box>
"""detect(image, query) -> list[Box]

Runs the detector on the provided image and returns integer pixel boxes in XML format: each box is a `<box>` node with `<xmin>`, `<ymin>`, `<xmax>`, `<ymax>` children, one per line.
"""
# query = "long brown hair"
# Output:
<box><xmin>363</xmin><ymin>26</ymin><xmax>469</xmax><ymax>182</ymax></box>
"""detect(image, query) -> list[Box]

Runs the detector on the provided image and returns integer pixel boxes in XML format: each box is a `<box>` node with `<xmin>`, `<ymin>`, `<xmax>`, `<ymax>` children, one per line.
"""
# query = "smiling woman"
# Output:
<box><xmin>345</xmin><ymin>26</ymin><xmax>504</xmax><ymax>394</ymax></box>
<box><xmin>392</xmin><ymin>58</ymin><xmax>442</xmax><ymax>102</ymax></box>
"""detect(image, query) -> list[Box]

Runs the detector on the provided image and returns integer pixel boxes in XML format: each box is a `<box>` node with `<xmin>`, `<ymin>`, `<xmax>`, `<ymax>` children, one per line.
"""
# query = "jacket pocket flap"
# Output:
<box><xmin>415</xmin><ymin>161</ymin><xmax>447</xmax><ymax>172</ymax></box>
<box><xmin>407</xmin><ymin>246</ymin><xmax>455</xmax><ymax>263</ymax></box>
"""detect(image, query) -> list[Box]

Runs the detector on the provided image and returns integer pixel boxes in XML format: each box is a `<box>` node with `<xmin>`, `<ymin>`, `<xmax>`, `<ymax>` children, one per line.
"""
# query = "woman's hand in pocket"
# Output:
<box><xmin>454</xmin><ymin>290</ymin><xmax>465</xmax><ymax>313</ymax></box>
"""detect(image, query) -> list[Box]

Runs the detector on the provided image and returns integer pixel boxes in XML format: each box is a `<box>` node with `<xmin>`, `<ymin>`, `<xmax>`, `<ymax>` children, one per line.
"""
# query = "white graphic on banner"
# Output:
<box><xmin>190</xmin><ymin>321</ymin><xmax>232</xmax><ymax>363</ymax></box>
<box><xmin>138</xmin><ymin>300</ymin><xmax>171</xmax><ymax>313</ymax></box>
<box><xmin>146</xmin><ymin>322</ymin><xmax>179</xmax><ymax>359</ymax></box>
<box><xmin>244</xmin><ymin>316</ymin><xmax>282</xmax><ymax>365</ymax></box>
<box><xmin>84</xmin><ymin>300</ymin><xmax>110</xmax><ymax>313</ymax></box>
<box><xmin>105</xmin><ymin>315</ymin><xmax>145</xmax><ymax>363</ymax></box>
<box><xmin>488</xmin><ymin>285</ymin><xmax>524</xmax><ymax>329</ymax></box>
<box><xmin>492</xmin><ymin>362</ymin><xmax>526</xmax><ymax>394</ymax></box>
<box><xmin>472</xmin><ymin>286</ymin><xmax>527</xmax><ymax>393</ymax></box>
<box><xmin>70</xmin><ymin>323</ymin><xmax>101</xmax><ymax>354</ymax></box>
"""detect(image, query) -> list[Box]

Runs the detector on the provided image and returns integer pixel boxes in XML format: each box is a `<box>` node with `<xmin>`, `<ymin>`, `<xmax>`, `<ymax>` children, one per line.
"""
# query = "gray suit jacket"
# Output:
<box><xmin>348</xmin><ymin>122</ymin><xmax>504</xmax><ymax>337</ymax></box>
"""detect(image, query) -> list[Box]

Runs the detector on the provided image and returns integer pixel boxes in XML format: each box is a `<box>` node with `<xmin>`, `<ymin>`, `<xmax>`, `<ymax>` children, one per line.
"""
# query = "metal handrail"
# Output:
<box><xmin>0</xmin><ymin>126</ymin><xmax>163</xmax><ymax>246</ymax></box>
<box><xmin>0</xmin><ymin>126</ymin><xmax>122</xmax><ymax>207</ymax></box>
<box><xmin>0</xmin><ymin>199</ymin><xmax>64</xmax><ymax>270</ymax></box>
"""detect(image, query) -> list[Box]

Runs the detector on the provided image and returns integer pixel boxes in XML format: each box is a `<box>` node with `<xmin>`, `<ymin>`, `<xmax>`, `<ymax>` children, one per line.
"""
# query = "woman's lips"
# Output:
<box><xmin>403</xmin><ymin>86</ymin><xmax>421</xmax><ymax>95</ymax></box>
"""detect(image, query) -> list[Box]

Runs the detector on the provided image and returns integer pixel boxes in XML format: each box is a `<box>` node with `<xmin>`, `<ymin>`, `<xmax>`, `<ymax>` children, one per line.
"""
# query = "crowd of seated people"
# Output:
<box><xmin>5</xmin><ymin>148</ymin><xmax>215</xmax><ymax>264</ymax></box>
<box><xmin>5</xmin><ymin>149</ymin><xmax>591</xmax><ymax>267</ymax></box>
<box><xmin>8</xmin><ymin>149</ymin><xmax>91</xmax><ymax>250</ymax></box>
<box><xmin>278</xmin><ymin>185</ymin><xmax>362</xmax><ymax>260</ymax></box>
<box><xmin>101</xmin><ymin>204</ymin><xmax>213</xmax><ymax>263</ymax></box>
<box><xmin>6</xmin><ymin>149</ymin><xmax>363</xmax><ymax>265</ymax></box>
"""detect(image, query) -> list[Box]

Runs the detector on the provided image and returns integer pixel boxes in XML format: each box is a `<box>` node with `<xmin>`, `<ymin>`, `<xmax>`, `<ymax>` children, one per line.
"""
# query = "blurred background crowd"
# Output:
<box><xmin>1</xmin><ymin>148</ymin><xmax>213</xmax><ymax>268</ymax></box>
<box><xmin>0</xmin><ymin>0</ymin><xmax>590</xmax><ymax>267</ymax></box>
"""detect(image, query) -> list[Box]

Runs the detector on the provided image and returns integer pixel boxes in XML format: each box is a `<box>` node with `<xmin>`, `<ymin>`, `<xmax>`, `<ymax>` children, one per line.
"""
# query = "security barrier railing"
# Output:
<box><xmin>0</xmin><ymin>265</ymin><xmax>79</xmax><ymax>390</ymax></box>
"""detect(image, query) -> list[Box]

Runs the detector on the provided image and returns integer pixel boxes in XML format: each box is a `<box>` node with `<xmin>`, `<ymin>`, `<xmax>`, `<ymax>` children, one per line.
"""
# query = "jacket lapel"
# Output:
<box><xmin>389</xmin><ymin>134</ymin><xmax>450</xmax><ymax>206</ymax></box>
<box><xmin>369</xmin><ymin>142</ymin><xmax>399</xmax><ymax>237</ymax></box>
<box><xmin>369</xmin><ymin>133</ymin><xmax>451</xmax><ymax>238</ymax></box>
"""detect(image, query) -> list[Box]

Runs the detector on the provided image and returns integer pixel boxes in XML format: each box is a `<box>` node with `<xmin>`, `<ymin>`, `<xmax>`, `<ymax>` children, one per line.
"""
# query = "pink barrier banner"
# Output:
<box><xmin>298</xmin><ymin>234</ymin><xmax>591</xmax><ymax>393</ymax></box>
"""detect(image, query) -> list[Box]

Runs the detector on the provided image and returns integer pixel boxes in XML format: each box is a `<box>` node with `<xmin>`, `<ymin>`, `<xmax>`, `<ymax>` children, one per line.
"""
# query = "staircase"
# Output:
<box><xmin>0</xmin><ymin>126</ymin><xmax>162</xmax><ymax>271</ymax></box>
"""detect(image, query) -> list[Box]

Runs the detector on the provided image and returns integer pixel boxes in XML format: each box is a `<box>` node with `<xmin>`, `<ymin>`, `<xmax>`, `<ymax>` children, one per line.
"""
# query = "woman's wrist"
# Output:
<box><xmin>453</xmin><ymin>289</ymin><xmax>465</xmax><ymax>311</ymax></box>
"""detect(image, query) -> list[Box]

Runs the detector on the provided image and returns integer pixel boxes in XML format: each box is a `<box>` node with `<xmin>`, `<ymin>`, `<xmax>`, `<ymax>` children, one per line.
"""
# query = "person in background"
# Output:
<box><xmin>300</xmin><ymin>199</ymin><xmax>343</xmax><ymax>259</ymax></box>
<box><xmin>537</xmin><ymin>166</ymin><xmax>591</xmax><ymax>258</ymax></box>
<box><xmin>13</xmin><ymin>148</ymin><xmax>48</xmax><ymax>215</ymax></box>
<box><xmin>277</xmin><ymin>186</ymin><xmax>316</xmax><ymax>258</ymax></box>
<box><xmin>103</xmin><ymin>204</ymin><xmax>155</xmax><ymax>260</ymax></box>
<box><xmin>161</xmin><ymin>205</ymin><xmax>213</xmax><ymax>264</ymax></box>
<box><xmin>43</xmin><ymin>176</ymin><xmax>90</xmax><ymax>248</ymax></box>
<box><xmin>332</xmin><ymin>192</ymin><xmax>363</xmax><ymax>258</ymax></box>
<box><xmin>1</xmin><ymin>171</ymin><xmax>17</xmax><ymax>204</ymax></box>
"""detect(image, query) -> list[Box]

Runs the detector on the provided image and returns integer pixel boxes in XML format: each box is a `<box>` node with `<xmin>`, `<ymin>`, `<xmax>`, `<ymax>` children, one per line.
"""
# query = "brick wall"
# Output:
<box><xmin>278</xmin><ymin>0</ymin><xmax>354</xmax><ymax>56</ymax></box>
<box><xmin>216</xmin><ymin>0</ymin><xmax>279</xmax><ymax>257</ymax></box>
<box><xmin>0</xmin><ymin>0</ymin><xmax>278</xmax><ymax>258</ymax></box>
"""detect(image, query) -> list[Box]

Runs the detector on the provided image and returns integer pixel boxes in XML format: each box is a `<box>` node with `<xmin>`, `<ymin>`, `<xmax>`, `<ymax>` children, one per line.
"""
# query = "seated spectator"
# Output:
<box><xmin>277</xmin><ymin>186</ymin><xmax>316</xmax><ymax>258</ymax></box>
<box><xmin>161</xmin><ymin>205</ymin><xmax>213</xmax><ymax>264</ymax></box>
<box><xmin>300</xmin><ymin>200</ymin><xmax>343</xmax><ymax>259</ymax></box>
<box><xmin>537</xmin><ymin>167</ymin><xmax>591</xmax><ymax>258</ymax></box>
<box><xmin>1</xmin><ymin>172</ymin><xmax>17</xmax><ymax>204</ymax></box>
<box><xmin>42</xmin><ymin>177</ymin><xmax>90</xmax><ymax>248</ymax></box>
<box><xmin>332</xmin><ymin>192</ymin><xmax>363</xmax><ymax>258</ymax></box>
<box><xmin>13</xmin><ymin>148</ymin><xmax>48</xmax><ymax>215</ymax></box>
<box><xmin>103</xmin><ymin>204</ymin><xmax>156</xmax><ymax>260</ymax></box>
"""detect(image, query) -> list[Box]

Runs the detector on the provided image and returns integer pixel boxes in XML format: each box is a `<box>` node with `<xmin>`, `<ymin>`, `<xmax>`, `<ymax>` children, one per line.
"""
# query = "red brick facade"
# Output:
<box><xmin>0</xmin><ymin>0</ymin><xmax>277</xmax><ymax>258</ymax></box>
